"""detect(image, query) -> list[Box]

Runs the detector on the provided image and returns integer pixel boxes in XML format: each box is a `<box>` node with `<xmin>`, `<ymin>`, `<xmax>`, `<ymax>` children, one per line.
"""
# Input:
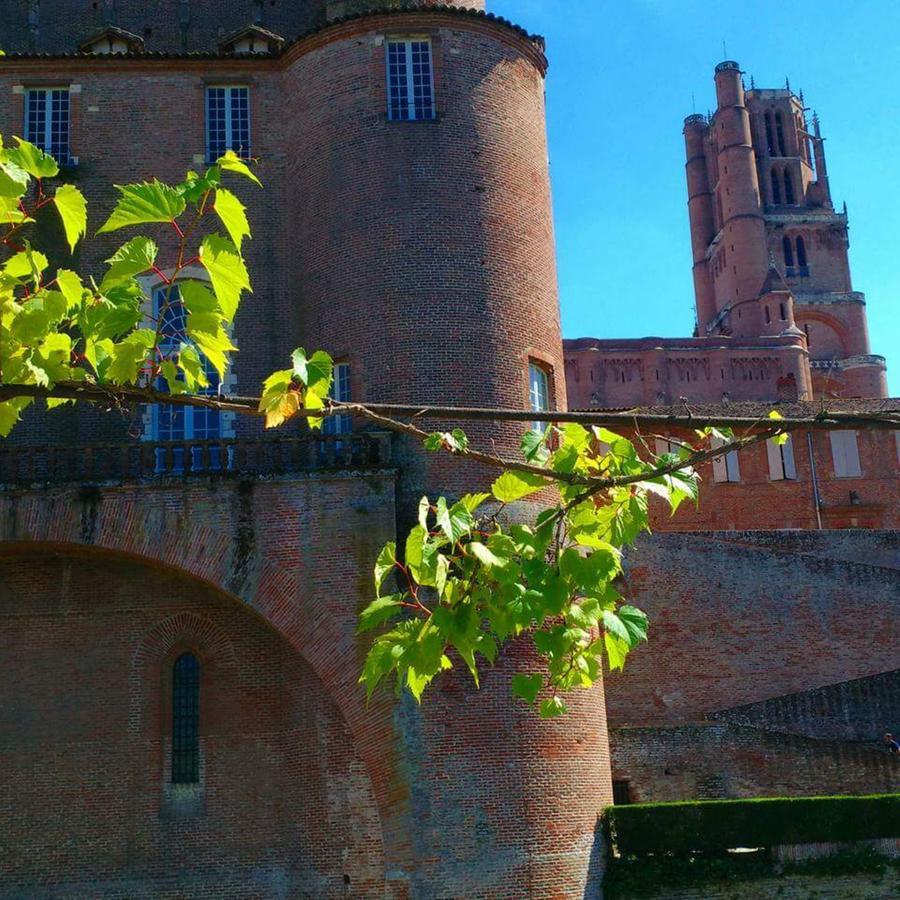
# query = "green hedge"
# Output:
<box><xmin>604</xmin><ymin>794</ymin><xmax>900</xmax><ymax>857</ymax></box>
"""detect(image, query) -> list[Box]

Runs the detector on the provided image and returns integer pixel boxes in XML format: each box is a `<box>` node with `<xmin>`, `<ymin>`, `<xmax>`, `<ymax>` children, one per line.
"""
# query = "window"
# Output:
<box><xmin>795</xmin><ymin>236</ymin><xmax>807</xmax><ymax>269</ymax></box>
<box><xmin>765</xmin><ymin>306</ymin><xmax>771</xmax><ymax>324</ymax></box>
<box><xmin>172</xmin><ymin>653</ymin><xmax>200</xmax><ymax>784</ymax></box>
<box><xmin>780</xmin><ymin>302</ymin><xmax>787</xmax><ymax>321</ymax></box>
<box><xmin>528</xmin><ymin>362</ymin><xmax>550</xmax><ymax>433</ymax></box>
<box><xmin>775</xmin><ymin>111</ymin><xmax>787</xmax><ymax>156</ymax></box>
<box><xmin>830</xmin><ymin>431</ymin><xmax>862</xmax><ymax>478</ymax></box>
<box><xmin>151</xmin><ymin>284</ymin><xmax>222</xmax><ymax>471</ymax></box>
<box><xmin>24</xmin><ymin>88</ymin><xmax>71</xmax><ymax>165</ymax></box>
<box><xmin>767</xmin><ymin>436</ymin><xmax>797</xmax><ymax>481</ymax></box>
<box><xmin>323</xmin><ymin>362</ymin><xmax>351</xmax><ymax>436</ymax></box>
<box><xmin>783</xmin><ymin>169</ymin><xmax>795</xmax><ymax>205</ymax></box>
<box><xmin>711</xmin><ymin>435</ymin><xmax>741</xmax><ymax>483</ymax></box>
<box><xmin>654</xmin><ymin>437</ymin><xmax>680</xmax><ymax>457</ymax></box>
<box><xmin>612</xmin><ymin>780</ymin><xmax>632</xmax><ymax>805</ymax></box>
<box><xmin>387</xmin><ymin>39</ymin><xmax>435</xmax><ymax>121</ymax></box>
<box><xmin>771</xmin><ymin>169</ymin><xmax>782</xmax><ymax>204</ymax></box>
<box><xmin>782</xmin><ymin>236</ymin><xmax>794</xmax><ymax>268</ymax></box>
<box><xmin>764</xmin><ymin>111</ymin><xmax>776</xmax><ymax>156</ymax></box>
<box><xmin>205</xmin><ymin>86</ymin><xmax>251</xmax><ymax>162</ymax></box>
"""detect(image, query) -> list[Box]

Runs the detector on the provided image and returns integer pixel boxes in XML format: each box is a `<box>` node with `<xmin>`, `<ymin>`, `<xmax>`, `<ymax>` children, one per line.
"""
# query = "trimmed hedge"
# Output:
<box><xmin>604</xmin><ymin>794</ymin><xmax>900</xmax><ymax>857</ymax></box>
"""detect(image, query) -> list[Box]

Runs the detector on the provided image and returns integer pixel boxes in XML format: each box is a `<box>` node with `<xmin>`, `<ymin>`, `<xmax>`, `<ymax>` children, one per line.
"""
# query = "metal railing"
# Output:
<box><xmin>0</xmin><ymin>433</ymin><xmax>392</xmax><ymax>489</ymax></box>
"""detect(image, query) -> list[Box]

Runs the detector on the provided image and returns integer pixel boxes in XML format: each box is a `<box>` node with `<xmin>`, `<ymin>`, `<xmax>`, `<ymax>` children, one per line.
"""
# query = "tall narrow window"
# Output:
<box><xmin>783</xmin><ymin>169</ymin><xmax>795</xmax><ymax>205</ymax></box>
<box><xmin>775</xmin><ymin>111</ymin><xmax>787</xmax><ymax>156</ymax></box>
<box><xmin>764</xmin><ymin>111</ymin><xmax>776</xmax><ymax>156</ymax></box>
<box><xmin>796</xmin><ymin>236</ymin><xmax>807</xmax><ymax>269</ymax></box>
<box><xmin>152</xmin><ymin>285</ymin><xmax>222</xmax><ymax>471</ymax></box>
<box><xmin>528</xmin><ymin>362</ymin><xmax>550</xmax><ymax>433</ymax></box>
<box><xmin>206</xmin><ymin>86</ymin><xmax>251</xmax><ymax>162</ymax></box>
<box><xmin>782</xmin><ymin>236</ymin><xmax>794</xmax><ymax>268</ymax></box>
<box><xmin>387</xmin><ymin>39</ymin><xmax>435</xmax><ymax>121</ymax></box>
<box><xmin>771</xmin><ymin>169</ymin><xmax>782</xmax><ymax>204</ymax></box>
<box><xmin>24</xmin><ymin>88</ymin><xmax>71</xmax><ymax>165</ymax></box>
<box><xmin>324</xmin><ymin>362</ymin><xmax>351</xmax><ymax>436</ymax></box>
<box><xmin>711</xmin><ymin>435</ymin><xmax>741</xmax><ymax>483</ymax></box>
<box><xmin>830</xmin><ymin>431</ymin><xmax>862</xmax><ymax>478</ymax></box>
<box><xmin>172</xmin><ymin>653</ymin><xmax>200</xmax><ymax>784</ymax></box>
<box><xmin>767</xmin><ymin>436</ymin><xmax>797</xmax><ymax>481</ymax></box>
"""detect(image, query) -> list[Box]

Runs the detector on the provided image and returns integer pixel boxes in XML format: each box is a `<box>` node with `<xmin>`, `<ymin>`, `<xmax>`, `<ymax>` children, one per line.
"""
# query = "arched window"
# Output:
<box><xmin>764</xmin><ymin>111</ymin><xmax>776</xmax><ymax>156</ymax></box>
<box><xmin>771</xmin><ymin>169</ymin><xmax>782</xmax><ymax>204</ymax></box>
<box><xmin>780</xmin><ymin>302</ymin><xmax>787</xmax><ymax>321</ymax></box>
<box><xmin>172</xmin><ymin>653</ymin><xmax>200</xmax><ymax>784</ymax></box>
<box><xmin>783</xmin><ymin>169</ymin><xmax>795</xmax><ymax>205</ymax></box>
<box><xmin>796</xmin><ymin>235</ymin><xmax>807</xmax><ymax>268</ymax></box>
<box><xmin>775</xmin><ymin>111</ymin><xmax>787</xmax><ymax>156</ymax></box>
<box><xmin>765</xmin><ymin>306</ymin><xmax>771</xmax><ymax>324</ymax></box>
<box><xmin>782</xmin><ymin>236</ymin><xmax>794</xmax><ymax>267</ymax></box>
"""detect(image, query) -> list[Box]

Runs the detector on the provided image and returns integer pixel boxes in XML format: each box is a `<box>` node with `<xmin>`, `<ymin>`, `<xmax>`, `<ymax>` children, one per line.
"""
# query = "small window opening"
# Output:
<box><xmin>771</xmin><ymin>169</ymin><xmax>782</xmax><ymax>204</ymax></box>
<box><xmin>783</xmin><ymin>236</ymin><xmax>794</xmax><ymax>268</ymax></box>
<box><xmin>775</xmin><ymin>111</ymin><xmax>787</xmax><ymax>156</ymax></box>
<box><xmin>172</xmin><ymin>653</ymin><xmax>200</xmax><ymax>784</ymax></box>
<box><xmin>780</xmin><ymin>302</ymin><xmax>787</xmax><ymax>321</ymax></box>
<box><xmin>783</xmin><ymin>169</ymin><xmax>795</xmax><ymax>205</ymax></box>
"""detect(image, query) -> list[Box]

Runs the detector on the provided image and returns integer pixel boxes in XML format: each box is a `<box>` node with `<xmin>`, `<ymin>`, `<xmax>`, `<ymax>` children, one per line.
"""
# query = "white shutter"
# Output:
<box><xmin>831</xmin><ymin>431</ymin><xmax>861</xmax><ymax>477</ymax></box>
<box><xmin>782</xmin><ymin>437</ymin><xmax>797</xmax><ymax>479</ymax></box>
<box><xmin>726</xmin><ymin>449</ymin><xmax>741</xmax><ymax>482</ymax></box>
<box><xmin>766</xmin><ymin>438</ymin><xmax>784</xmax><ymax>480</ymax></box>
<box><xmin>712</xmin><ymin>436</ymin><xmax>728</xmax><ymax>483</ymax></box>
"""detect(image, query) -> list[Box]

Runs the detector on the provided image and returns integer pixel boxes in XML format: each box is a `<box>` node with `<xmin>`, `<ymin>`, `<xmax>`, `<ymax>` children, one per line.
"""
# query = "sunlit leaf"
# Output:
<box><xmin>53</xmin><ymin>183</ymin><xmax>87</xmax><ymax>252</ymax></box>
<box><xmin>97</xmin><ymin>180</ymin><xmax>186</xmax><ymax>233</ymax></box>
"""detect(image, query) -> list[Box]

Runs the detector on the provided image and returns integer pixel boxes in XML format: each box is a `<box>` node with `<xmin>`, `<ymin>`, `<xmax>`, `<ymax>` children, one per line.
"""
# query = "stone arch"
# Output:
<box><xmin>795</xmin><ymin>309</ymin><xmax>852</xmax><ymax>358</ymax></box>
<box><xmin>0</xmin><ymin>540</ymin><xmax>390</xmax><ymax>897</ymax></box>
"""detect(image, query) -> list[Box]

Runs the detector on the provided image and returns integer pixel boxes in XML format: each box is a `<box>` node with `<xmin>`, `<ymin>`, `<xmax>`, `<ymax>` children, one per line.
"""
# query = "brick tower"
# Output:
<box><xmin>686</xmin><ymin>61</ymin><xmax>888</xmax><ymax>399</ymax></box>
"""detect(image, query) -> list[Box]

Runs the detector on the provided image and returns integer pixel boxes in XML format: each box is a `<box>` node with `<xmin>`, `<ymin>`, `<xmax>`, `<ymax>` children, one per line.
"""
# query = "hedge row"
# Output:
<box><xmin>604</xmin><ymin>794</ymin><xmax>900</xmax><ymax>857</ymax></box>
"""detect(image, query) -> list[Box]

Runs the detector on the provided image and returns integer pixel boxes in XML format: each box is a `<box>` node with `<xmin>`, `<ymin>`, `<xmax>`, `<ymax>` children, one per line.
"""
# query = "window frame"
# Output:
<box><xmin>830</xmin><ymin>431</ymin><xmax>862</xmax><ymax>478</ymax></box>
<box><xmin>323</xmin><ymin>361</ymin><xmax>352</xmax><ymax>436</ymax></box>
<box><xmin>711</xmin><ymin>435</ymin><xmax>741</xmax><ymax>483</ymax></box>
<box><xmin>766</xmin><ymin>435</ymin><xmax>797</xmax><ymax>481</ymax></box>
<box><xmin>205</xmin><ymin>84</ymin><xmax>252</xmax><ymax>163</ymax></box>
<box><xmin>386</xmin><ymin>37</ymin><xmax>436</xmax><ymax>122</ymax></box>
<box><xmin>24</xmin><ymin>86</ymin><xmax>72</xmax><ymax>165</ymax></box>
<box><xmin>171</xmin><ymin>652</ymin><xmax>200</xmax><ymax>785</ymax></box>
<box><xmin>528</xmin><ymin>361</ymin><xmax>551</xmax><ymax>434</ymax></box>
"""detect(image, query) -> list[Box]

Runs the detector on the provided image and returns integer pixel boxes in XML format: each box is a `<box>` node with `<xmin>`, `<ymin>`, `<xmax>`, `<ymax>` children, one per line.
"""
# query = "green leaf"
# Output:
<box><xmin>617</xmin><ymin>605</ymin><xmax>650</xmax><ymax>648</ymax></box>
<box><xmin>0</xmin><ymin>397</ymin><xmax>33</xmax><ymax>437</ymax></box>
<box><xmin>53</xmin><ymin>183</ymin><xmax>87</xmax><ymax>253</ymax></box>
<box><xmin>540</xmin><ymin>696</ymin><xmax>568</xmax><ymax>719</ymax></box>
<box><xmin>435</xmin><ymin>497</ymin><xmax>454</xmax><ymax>542</ymax></box>
<box><xmin>511</xmin><ymin>673</ymin><xmax>543</xmax><ymax>704</ymax></box>
<box><xmin>405</xmin><ymin>525</ymin><xmax>426</xmax><ymax>579</ymax></box>
<box><xmin>105</xmin><ymin>330</ymin><xmax>156</xmax><ymax>384</ymax></box>
<box><xmin>605</xmin><ymin>633</ymin><xmax>630</xmax><ymax>671</ymax></box>
<box><xmin>4</xmin><ymin>248</ymin><xmax>48</xmax><ymax>283</ymax></box>
<box><xmin>100</xmin><ymin>237</ymin><xmax>158</xmax><ymax>290</ymax></box>
<box><xmin>418</xmin><ymin>496</ymin><xmax>430</xmax><ymax>530</ymax></box>
<box><xmin>97</xmin><ymin>181</ymin><xmax>186</xmax><ymax>234</ymax></box>
<box><xmin>189</xmin><ymin>324</ymin><xmax>235</xmax><ymax>381</ymax></box>
<box><xmin>6</xmin><ymin>138</ymin><xmax>59</xmax><ymax>178</ymax></box>
<box><xmin>521</xmin><ymin>427</ymin><xmax>550</xmax><ymax>463</ymax></box>
<box><xmin>213</xmin><ymin>187</ymin><xmax>251</xmax><ymax>250</ymax></box>
<box><xmin>769</xmin><ymin>411</ymin><xmax>789</xmax><ymax>445</ymax></box>
<box><xmin>55</xmin><ymin>269</ymin><xmax>85</xmax><ymax>312</ymax></box>
<box><xmin>358</xmin><ymin>596</ymin><xmax>404</xmax><ymax>633</ymax></box>
<box><xmin>177</xmin><ymin>343</ymin><xmax>208</xmax><ymax>392</ymax></box>
<box><xmin>491</xmin><ymin>470</ymin><xmax>548</xmax><ymax>503</ymax></box>
<box><xmin>459</xmin><ymin>493</ymin><xmax>490</xmax><ymax>515</ymax></box>
<box><xmin>0</xmin><ymin>160</ymin><xmax>29</xmax><ymax>198</ymax></box>
<box><xmin>306</xmin><ymin>350</ymin><xmax>333</xmax><ymax>399</ymax></box>
<box><xmin>216</xmin><ymin>150</ymin><xmax>262</xmax><ymax>187</ymax></box>
<box><xmin>199</xmin><ymin>234</ymin><xmax>250</xmax><ymax>323</ymax></box>
<box><xmin>374</xmin><ymin>542</ymin><xmax>397</xmax><ymax>594</ymax></box>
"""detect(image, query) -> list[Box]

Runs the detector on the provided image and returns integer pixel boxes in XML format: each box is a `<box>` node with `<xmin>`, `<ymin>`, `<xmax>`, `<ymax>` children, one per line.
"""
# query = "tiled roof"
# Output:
<box><xmin>0</xmin><ymin>4</ymin><xmax>540</xmax><ymax>61</ymax></box>
<box><xmin>574</xmin><ymin>397</ymin><xmax>900</xmax><ymax>417</ymax></box>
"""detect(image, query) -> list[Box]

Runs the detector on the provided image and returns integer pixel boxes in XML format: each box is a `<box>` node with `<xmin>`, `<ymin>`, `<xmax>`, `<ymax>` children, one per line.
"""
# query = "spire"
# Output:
<box><xmin>799</xmin><ymin>88</ymin><xmax>805</xmax><ymax>105</ymax></box>
<box><xmin>813</xmin><ymin>112</ymin><xmax>822</xmax><ymax>138</ymax></box>
<box><xmin>785</xmin><ymin>76</ymin><xmax>791</xmax><ymax>93</ymax></box>
<box><xmin>760</xmin><ymin>258</ymin><xmax>790</xmax><ymax>296</ymax></box>
<box><xmin>750</xmin><ymin>74</ymin><xmax>756</xmax><ymax>90</ymax></box>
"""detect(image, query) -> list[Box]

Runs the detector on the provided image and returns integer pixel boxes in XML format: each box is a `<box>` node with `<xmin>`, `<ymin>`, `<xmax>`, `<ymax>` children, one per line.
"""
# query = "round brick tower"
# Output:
<box><xmin>279</xmin><ymin>8</ymin><xmax>608</xmax><ymax>898</ymax></box>
<box><xmin>283</xmin><ymin>6</ymin><xmax>567</xmax><ymax>498</ymax></box>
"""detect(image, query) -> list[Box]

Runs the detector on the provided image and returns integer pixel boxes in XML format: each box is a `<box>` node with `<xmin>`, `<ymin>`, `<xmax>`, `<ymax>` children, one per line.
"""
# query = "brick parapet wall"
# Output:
<box><xmin>610</xmin><ymin>723</ymin><xmax>900</xmax><ymax>803</ymax></box>
<box><xmin>607</xmin><ymin>531</ymin><xmax>900</xmax><ymax>728</ymax></box>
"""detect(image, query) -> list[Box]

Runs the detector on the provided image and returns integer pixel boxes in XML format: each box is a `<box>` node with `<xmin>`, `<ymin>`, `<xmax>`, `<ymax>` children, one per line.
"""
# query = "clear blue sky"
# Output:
<box><xmin>491</xmin><ymin>0</ymin><xmax>900</xmax><ymax>395</ymax></box>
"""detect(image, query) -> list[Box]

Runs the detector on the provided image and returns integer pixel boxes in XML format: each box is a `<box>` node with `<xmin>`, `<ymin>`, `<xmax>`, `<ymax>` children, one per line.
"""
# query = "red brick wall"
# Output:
<box><xmin>0</xmin><ymin>472</ymin><xmax>614</xmax><ymax>899</ymax></box>
<box><xmin>610</xmin><ymin>724</ymin><xmax>900</xmax><ymax>803</ymax></box>
<box><xmin>606</xmin><ymin>531</ymin><xmax>900</xmax><ymax>728</ymax></box>
<box><xmin>0</xmin><ymin>549</ymin><xmax>385</xmax><ymax>897</ymax></box>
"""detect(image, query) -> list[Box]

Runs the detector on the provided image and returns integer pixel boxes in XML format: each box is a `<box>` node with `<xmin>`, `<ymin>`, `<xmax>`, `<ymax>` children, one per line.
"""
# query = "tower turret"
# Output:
<box><xmin>684</xmin><ymin>114</ymin><xmax>717</xmax><ymax>331</ymax></box>
<box><xmin>711</xmin><ymin>61</ymin><xmax>770</xmax><ymax>336</ymax></box>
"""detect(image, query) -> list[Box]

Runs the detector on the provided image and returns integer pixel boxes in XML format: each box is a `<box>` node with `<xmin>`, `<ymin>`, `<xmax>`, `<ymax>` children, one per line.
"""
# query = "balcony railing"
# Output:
<box><xmin>0</xmin><ymin>434</ymin><xmax>392</xmax><ymax>489</ymax></box>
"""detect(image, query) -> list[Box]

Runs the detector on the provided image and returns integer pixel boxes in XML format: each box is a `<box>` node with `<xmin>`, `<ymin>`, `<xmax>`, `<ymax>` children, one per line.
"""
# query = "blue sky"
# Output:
<box><xmin>491</xmin><ymin>0</ymin><xmax>900</xmax><ymax>395</ymax></box>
